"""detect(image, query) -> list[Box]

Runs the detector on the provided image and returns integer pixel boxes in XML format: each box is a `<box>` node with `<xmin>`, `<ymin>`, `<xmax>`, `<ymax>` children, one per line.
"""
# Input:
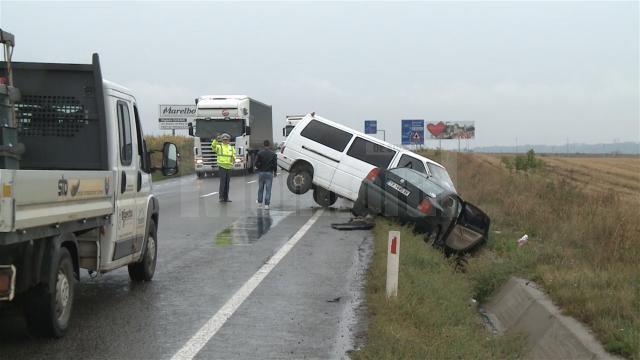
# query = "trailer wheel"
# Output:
<box><xmin>313</xmin><ymin>187</ymin><xmax>337</xmax><ymax>207</ymax></box>
<box><xmin>287</xmin><ymin>169</ymin><xmax>312</xmax><ymax>194</ymax></box>
<box><xmin>25</xmin><ymin>247</ymin><xmax>75</xmax><ymax>338</ymax></box>
<box><xmin>128</xmin><ymin>219</ymin><xmax>158</xmax><ymax>282</ymax></box>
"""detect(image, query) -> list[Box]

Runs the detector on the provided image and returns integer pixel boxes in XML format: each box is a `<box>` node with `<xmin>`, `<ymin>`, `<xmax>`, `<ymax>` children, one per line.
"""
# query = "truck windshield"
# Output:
<box><xmin>195</xmin><ymin>118</ymin><xmax>244</xmax><ymax>139</ymax></box>
<box><xmin>284</xmin><ymin>125</ymin><xmax>295</xmax><ymax>137</ymax></box>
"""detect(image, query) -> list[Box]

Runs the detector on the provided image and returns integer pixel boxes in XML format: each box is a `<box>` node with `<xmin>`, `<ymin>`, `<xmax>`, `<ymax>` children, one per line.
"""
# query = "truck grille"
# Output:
<box><xmin>199</xmin><ymin>138</ymin><xmax>217</xmax><ymax>166</ymax></box>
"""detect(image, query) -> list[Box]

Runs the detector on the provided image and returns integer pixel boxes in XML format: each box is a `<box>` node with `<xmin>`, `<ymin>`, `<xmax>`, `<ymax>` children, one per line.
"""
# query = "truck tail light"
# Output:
<box><xmin>366</xmin><ymin>168</ymin><xmax>380</xmax><ymax>181</ymax></box>
<box><xmin>0</xmin><ymin>265</ymin><xmax>16</xmax><ymax>301</ymax></box>
<box><xmin>418</xmin><ymin>199</ymin><xmax>432</xmax><ymax>214</ymax></box>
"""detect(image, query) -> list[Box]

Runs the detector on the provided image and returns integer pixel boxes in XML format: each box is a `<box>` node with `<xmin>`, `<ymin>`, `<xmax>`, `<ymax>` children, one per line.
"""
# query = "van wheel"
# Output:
<box><xmin>128</xmin><ymin>220</ymin><xmax>158</xmax><ymax>282</ymax></box>
<box><xmin>313</xmin><ymin>187</ymin><xmax>337</xmax><ymax>207</ymax></box>
<box><xmin>25</xmin><ymin>247</ymin><xmax>75</xmax><ymax>338</ymax></box>
<box><xmin>287</xmin><ymin>170</ymin><xmax>312</xmax><ymax>194</ymax></box>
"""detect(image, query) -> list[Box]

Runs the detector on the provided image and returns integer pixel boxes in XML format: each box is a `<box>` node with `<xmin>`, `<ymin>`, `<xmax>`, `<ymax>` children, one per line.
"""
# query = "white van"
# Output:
<box><xmin>278</xmin><ymin>113</ymin><xmax>456</xmax><ymax>207</ymax></box>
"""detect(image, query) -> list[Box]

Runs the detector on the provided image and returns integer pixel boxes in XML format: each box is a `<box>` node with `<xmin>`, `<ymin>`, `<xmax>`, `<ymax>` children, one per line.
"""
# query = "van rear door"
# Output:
<box><xmin>296</xmin><ymin>120</ymin><xmax>353</xmax><ymax>189</ymax></box>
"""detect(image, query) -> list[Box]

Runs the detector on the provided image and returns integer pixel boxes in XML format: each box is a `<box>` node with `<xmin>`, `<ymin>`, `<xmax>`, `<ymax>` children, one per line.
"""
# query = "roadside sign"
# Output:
<box><xmin>401</xmin><ymin>119</ymin><xmax>424</xmax><ymax>145</ymax></box>
<box><xmin>426</xmin><ymin>121</ymin><xmax>475</xmax><ymax>139</ymax></box>
<box><xmin>158</xmin><ymin>105</ymin><xmax>197</xmax><ymax>130</ymax></box>
<box><xmin>364</xmin><ymin>120</ymin><xmax>377</xmax><ymax>134</ymax></box>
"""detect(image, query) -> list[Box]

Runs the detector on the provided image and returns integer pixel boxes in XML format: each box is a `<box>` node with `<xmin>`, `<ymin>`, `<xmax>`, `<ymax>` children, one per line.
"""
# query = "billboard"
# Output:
<box><xmin>364</xmin><ymin>120</ymin><xmax>377</xmax><ymax>134</ymax></box>
<box><xmin>401</xmin><ymin>119</ymin><xmax>424</xmax><ymax>145</ymax></box>
<box><xmin>426</xmin><ymin>121</ymin><xmax>475</xmax><ymax>139</ymax></box>
<box><xmin>158</xmin><ymin>105</ymin><xmax>197</xmax><ymax>130</ymax></box>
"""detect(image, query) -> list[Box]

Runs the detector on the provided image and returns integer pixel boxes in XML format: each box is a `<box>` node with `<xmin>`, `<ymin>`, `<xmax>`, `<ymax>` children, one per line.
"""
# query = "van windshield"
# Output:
<box><xmin>427</xmin><ymin>164</ymin><xmax>456</xmax><ymax>192</ymax></box>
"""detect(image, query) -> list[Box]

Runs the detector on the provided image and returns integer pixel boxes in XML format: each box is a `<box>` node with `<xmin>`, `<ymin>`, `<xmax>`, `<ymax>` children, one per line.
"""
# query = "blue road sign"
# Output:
<box><xmin>364</xmin><ymin>120</ymin><xmax>377</xmax><ymax>134</ymax></box>
<box><xmin>401</xmin><ymin>119</ymin><xmax>424</xmax><ymax>145</ymax></box>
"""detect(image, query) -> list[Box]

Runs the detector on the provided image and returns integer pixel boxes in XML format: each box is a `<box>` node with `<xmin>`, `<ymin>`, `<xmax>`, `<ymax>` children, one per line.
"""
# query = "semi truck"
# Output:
<box><xmin>282</xmin><ymin>114</ymin><xmax>305</xmax><ymax>138</ymax></box>
<box><xmin>189</xmin><ymin>95</ymin><xmax>272</xmax><ymax>177</ymax></box>
<box><xmin>0</xmin><ymin>29</ymin><xmax>178</xmax><ymax>338</ymax></box>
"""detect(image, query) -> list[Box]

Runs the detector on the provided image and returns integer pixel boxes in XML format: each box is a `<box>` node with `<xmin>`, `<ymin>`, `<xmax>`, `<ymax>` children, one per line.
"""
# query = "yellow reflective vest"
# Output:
<box><xmin>210</xmin><ymin>139</ymin><xmax>236</xmax><ymax>170</ymax></box>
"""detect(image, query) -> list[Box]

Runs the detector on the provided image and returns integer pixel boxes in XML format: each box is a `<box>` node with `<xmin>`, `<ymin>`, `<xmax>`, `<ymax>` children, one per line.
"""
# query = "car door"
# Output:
<box><xmin>443</xmin><ymin>201</ymin><xmax>490</xmax><ymax>252</ymax></box>
<box><xmin>331</xmin><ymin>137</ymin><xmax>398</xmax><ymax>201</ymax></box>
<box><xmin>113</xmin><ymin>99</ymin><xmax>139</xmax><ymax>262</ymax></box>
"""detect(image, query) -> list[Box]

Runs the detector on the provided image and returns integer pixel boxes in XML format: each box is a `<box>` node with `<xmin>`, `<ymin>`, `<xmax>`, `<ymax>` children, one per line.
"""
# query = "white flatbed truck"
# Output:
<box><xmin>0</xmin><ymin>29</ymin><xmax>178</xmax><ymax>338</ymax></box>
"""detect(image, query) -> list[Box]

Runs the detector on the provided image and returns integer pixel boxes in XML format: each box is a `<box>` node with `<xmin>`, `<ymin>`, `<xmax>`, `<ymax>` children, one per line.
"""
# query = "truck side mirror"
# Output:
<box><xmin>245</xmin><ymin>126</ymin><xmax>251</xmax><ymax>136</ymax></box>
<box><xmin>188</xmin><ymin>122</ymin><xmax>193</xmax><ymax>136</ymax></box>
<box><xmin>162</xmin><ymin>142</ymin><xmax>179</xmax><ymax>176</ymax></box>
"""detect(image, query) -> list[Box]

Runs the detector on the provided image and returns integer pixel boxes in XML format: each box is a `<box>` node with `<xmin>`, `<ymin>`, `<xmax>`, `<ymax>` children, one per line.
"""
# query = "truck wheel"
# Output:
<box><xmin>128</xmin><ymin>220</ymin><xmax>158</xmax><ymax>282</ymax></box>
<box><xmin>313</xmin><ymin>187</ymin><xmax>337</xmax><ymax>207</ymax></box>
<box><xmin>287</xmin><ymin>170</ymin><xmax>312</xmax><ymax>194</ymax></box>
<box><xmin>25</xmin><ymin>247</ymin><xmax>75</xmax><ymax>338</ymax></box>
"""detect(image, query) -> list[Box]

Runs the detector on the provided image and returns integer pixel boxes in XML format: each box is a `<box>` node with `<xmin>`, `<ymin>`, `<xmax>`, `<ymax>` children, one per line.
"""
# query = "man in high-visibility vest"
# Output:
<box><xmin>211</xmin><ymin>133</ymin><xmax>236</xmax><ymax>202</ymax></box>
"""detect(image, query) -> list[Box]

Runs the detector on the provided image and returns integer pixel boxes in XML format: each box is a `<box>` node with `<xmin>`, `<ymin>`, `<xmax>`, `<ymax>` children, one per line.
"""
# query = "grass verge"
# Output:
<box><xmin>352</xmin><ymin>220</ymin><xmax>526</xmax><ymax>360</ymax></box>
<box><xmin>354</xmin><ymin>151</ymin><xmax>639</xmax><ymax>359</ymax></box>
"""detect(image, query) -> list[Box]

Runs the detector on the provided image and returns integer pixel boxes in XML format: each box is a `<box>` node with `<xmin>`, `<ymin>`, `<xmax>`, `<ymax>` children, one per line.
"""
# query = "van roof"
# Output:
<box><xmin>305</xmin><ymin>113</ymin><xmax>446</xmax><ymax>169</ymax></box>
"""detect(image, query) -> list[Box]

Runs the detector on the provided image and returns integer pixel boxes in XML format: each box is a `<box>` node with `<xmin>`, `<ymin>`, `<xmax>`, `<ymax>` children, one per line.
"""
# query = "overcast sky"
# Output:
<box><xmin>1</xmin><ymin>1</ymin><xmax>638</xmax><ymax>147</ymax></box>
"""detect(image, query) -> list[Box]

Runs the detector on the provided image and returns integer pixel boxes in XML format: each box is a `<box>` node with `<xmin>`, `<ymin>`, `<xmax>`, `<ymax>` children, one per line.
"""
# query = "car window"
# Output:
<box><xmin>346</xmin><ymin>137</ymin><xmax>397</xmax><ymax>168</ymax></box>
<box><xmin>427</xmin><ymin>163</ymin><xmax>456</xmax><ymax>192</ymax></box>
<box><xmin>390</xmin><ymin>167</ymin><xmax>446</xmax><ymax>196</ymax></box>
<box><xmin>117</xmin><ymin>101</ymin><xmax>133</xmax><ymax>166</ymax></box>
<box><xmin>300</xmin><ymin>120</ymin><xmax>353</xmax><ymax>152</ymax></box>
<box><xmin>397</xmin><ymin>154</ymin><xmax>427</xmax><ymax>174</ymax></box>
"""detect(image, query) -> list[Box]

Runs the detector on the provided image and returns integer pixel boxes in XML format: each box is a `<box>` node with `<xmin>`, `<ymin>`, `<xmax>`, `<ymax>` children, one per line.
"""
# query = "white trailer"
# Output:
<box><xmin>0</xmin><ymin>36</ymin><xmax>177</xmax><ymax>338</ymax></box>
<box><xmin>189</xmin><ymin>95</ymin><xmax>272</xmax><ymax>177</ymax></box>
<box><xmin>282</xmin><ymin>114</ymin><xmax>305</xmax><ymax>138</ymax></box>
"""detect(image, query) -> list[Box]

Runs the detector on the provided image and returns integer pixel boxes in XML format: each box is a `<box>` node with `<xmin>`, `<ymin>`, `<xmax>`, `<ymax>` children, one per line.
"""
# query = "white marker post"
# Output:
<box><xmin>386</xmin><ymin>230</ymin><xmax>400</xmax><ymax>298</ymax></box>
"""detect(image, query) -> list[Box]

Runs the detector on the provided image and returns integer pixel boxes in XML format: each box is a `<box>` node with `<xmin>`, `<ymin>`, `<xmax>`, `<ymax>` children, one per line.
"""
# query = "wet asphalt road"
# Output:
<box><xmin>0</xmin><ymin>173</ymin><xmax>373</xmax><ymax>360</ymax></box>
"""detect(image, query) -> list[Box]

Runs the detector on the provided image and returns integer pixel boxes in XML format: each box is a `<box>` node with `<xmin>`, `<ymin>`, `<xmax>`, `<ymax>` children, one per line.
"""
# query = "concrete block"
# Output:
<box><xmin>482</xmin><ymin>277</ymin><xmax>621</xmax><ymax>360</ymax></box>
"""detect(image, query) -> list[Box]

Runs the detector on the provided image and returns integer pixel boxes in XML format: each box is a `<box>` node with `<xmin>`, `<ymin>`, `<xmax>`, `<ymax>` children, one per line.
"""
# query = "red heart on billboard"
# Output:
<box><xmin>427</xmin><ymin>122</ymin><xmax>446</xmax><ymax>137</ymax></box>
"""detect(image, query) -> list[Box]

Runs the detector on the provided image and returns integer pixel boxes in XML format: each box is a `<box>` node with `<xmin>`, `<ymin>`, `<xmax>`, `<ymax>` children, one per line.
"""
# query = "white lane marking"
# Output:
<box><xmin>171</xmin><ymin>209</ymin><xmax>325</xmax><ymax>360</ymax></box>
<box><xmin>247</xmin><ymin>180</ymin><xmax>257</xmax><ymax>184</ymax></box>
<box><xmin>200</xmin><ymin>192</ymin><xmax>218</xmax><ymax>198</ymax></box>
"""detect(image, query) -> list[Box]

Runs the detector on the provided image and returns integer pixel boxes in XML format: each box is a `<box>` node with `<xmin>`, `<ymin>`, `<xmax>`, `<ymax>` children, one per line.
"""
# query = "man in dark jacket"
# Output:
<box><xmin>254</xmin><ymin>140</ymin><xmax>277</xmax><ymax>210</ymax></box>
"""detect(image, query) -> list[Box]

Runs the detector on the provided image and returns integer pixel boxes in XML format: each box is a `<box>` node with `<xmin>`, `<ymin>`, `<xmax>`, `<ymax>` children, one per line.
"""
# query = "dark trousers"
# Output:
<box><xmin>219</xmin><ymin>168</ymin><xmax>231</xmax><ymax>200</ymax></box>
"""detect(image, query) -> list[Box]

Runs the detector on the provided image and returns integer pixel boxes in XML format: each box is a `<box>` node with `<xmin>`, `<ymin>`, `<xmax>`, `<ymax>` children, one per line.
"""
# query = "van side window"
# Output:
<box><xmin>117</xmin><ymin>101</ymin><xmax>133</xmax><ymax>166</ymax></box>
<box><xmin>300</xmin><ymin>120</ymin><xmax>352</xmax><ymax>152</ymax></box>
<box><xmin>397</xmin><ymin>154</ymin><xmax>426</xmax><ymax>174</ymax></box>
<box><xmin>346</xmin><ymin>137</ymin><xmax>396</xmax><ymax>168</ymax></box>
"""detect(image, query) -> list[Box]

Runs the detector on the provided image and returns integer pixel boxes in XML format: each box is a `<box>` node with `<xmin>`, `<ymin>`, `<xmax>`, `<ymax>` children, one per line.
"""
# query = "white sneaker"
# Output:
<box><xmin>264</xmin><ymin>205</ymin><xmax>270</xmax><ymax>210</ymax></box>
<box><xmin>257</xmin><ymin>201</ymin><xmax>262</xmax><ymax>209</ymax></box>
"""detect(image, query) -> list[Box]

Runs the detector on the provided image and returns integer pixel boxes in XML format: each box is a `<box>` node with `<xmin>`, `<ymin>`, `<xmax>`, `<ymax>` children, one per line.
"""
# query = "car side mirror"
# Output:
<box><xmin>188</xmin><ymin>122</ymin><xmax>194</xmax><ymax>136</ymax></box>
<box><xmin>162</xmin><ymin>142</ymin><xmax>179</xmax><ymax>176</ymax></box>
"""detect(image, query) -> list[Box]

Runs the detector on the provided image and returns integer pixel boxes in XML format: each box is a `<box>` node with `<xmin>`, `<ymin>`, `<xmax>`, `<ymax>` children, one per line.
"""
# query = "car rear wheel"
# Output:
<box><xmin>313</xmin><ymin>187</ymin><xmax>337</xmax><ymax>207</ymax></box>
<box><xmin>287</xmin><ymin>169</ymin><xmax>312</xmax><ymax>194</ymax></box>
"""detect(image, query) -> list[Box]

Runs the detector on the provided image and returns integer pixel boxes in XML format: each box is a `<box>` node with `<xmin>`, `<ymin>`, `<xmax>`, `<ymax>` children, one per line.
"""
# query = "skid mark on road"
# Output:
<box><xmin>171</xmin><ymin>209</ymin><xmax>325</xmax><ymax>360</ymax></box>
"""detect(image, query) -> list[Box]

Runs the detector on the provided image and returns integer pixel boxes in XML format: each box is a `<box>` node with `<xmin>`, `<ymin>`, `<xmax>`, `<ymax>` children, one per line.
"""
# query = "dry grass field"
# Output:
<box><xmin>425</xmin><ymin>150</ymin><xmax>640</xmax><ymax>358</ymax></box>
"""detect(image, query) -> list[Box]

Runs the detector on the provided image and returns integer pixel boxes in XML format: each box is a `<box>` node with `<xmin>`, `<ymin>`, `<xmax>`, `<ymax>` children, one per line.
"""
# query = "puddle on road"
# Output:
<box><xmin>215</xmin><ymin>210</ymin><xmax>292</xmax><ymax>246</ymax></box>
